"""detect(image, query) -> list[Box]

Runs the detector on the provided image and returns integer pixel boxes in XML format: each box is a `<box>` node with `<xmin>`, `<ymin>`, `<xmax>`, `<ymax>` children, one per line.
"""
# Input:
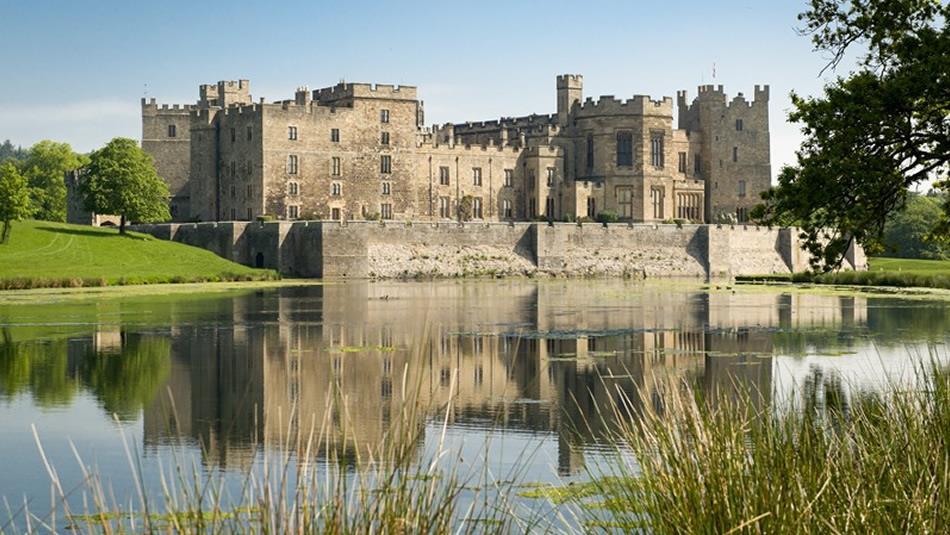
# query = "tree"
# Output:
<box><xmin>881</xmin><ymin>193</ymin><xmax>948</xmax><ymax>259</ymax></box>
<box><xmin>758</xmin><ymin>0</ymin><xmax>950</xmax><ymax>270</ymax></box>
<box><xmin>80</xmin><ymin>138</ymin><xmax>170</xmax><ymax>234</ymax></box>
<box><xmin>22</xmin><ymin>140</ymin><xmax>88</xmax><ymax>222</ymax></box>
<box><xmin>0</xmin><ymin>161</ymin><xmax>32</xmax><ymax>244</ymax></box>
<box><xmin>0</xmin><ymin>140</ymin><xmax>27</xmax><ymax>163</ymax></box>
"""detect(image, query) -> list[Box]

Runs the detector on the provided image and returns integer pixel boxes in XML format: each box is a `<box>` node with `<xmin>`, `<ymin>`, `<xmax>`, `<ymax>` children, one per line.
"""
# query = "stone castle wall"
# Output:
<box><xmin>131</xmin><ymin>221</ymin><xmax>865</xmax><ymax>280</ymax></box>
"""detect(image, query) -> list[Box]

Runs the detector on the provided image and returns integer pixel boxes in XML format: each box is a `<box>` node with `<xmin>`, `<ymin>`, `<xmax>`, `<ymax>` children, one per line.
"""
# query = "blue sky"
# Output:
<box><xmin>0</xmin><ymin>0</ymin><xmax>850</xmax><ymax>180</ymax></box>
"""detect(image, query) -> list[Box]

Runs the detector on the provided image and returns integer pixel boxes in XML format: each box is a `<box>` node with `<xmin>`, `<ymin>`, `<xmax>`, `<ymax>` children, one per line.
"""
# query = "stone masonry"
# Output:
<box><xmin>141</xmin><ymin>75</ymin><xmax>770</xmax><ymax>225</ymax></box>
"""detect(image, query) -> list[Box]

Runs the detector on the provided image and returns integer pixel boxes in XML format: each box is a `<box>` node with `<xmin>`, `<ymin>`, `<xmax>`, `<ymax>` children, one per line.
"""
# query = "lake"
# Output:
<box><xmin>1</xmin><ymin>280</ymin><xmax>949</xmax><ymax>530</ymax></box>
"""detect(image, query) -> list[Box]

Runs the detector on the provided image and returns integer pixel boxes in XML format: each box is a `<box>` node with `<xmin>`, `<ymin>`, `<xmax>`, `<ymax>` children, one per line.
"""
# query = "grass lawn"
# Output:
<box><xmin>0</xmin><ymin>220</ymin><xmax>277</xmax><ymax>289</ymax></box>
<box><xmin>868</xmin><ymin>257</ymin><xmax>950</xmax><ymax>275</ymax></box>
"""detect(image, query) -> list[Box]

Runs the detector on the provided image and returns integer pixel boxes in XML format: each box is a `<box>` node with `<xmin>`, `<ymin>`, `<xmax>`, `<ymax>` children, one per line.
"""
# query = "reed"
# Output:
<box><xmin>568</xmin><ymin>357</ymin><xmax>950</xmax><ymax>533</ymax></box>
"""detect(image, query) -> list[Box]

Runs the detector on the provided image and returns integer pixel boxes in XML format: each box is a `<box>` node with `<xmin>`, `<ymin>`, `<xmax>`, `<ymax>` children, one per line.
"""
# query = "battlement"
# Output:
<box><xmin>574</xmin><ymin>95</ymin><xmax>673</xmax><ymax>117</ymax></box>
<box><xmin>556</xmin><ymin>74</ymin><xmax>583</xmax><ymax>88</ymax></box>
<box><xmin>453</xmin><ymin>113</ymin><xmax>557</xmax><ymax>133</ymax></box>
<box><xmin>198</xmin><ymin>80</ymin><xmax>252</xmax><ymax>107</ymax></box>
<box><xmin>315</xmin><ymin>82</ymin><xmax>418</xmax><ymax>103</ymax></box>
<box><xmin>679</xmin><ymin>84</ymin><xmax>769</xmax><ymax>113</ymax></box>
<box><xmin>141</xmin><ymin>98</ymin><xmax>197</xmax><ymax>114</ymax></box>
<box><xmin>416</xmin><ymin>138</ymin><xmax>525</xmax><ymax>155</ymax></box>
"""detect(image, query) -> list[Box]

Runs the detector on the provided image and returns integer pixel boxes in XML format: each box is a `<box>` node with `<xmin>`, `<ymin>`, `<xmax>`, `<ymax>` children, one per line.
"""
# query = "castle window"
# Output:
<box><xmin>528</xmin><ymin>170</ymin><xmax>535</xmax><ymax>190</ymax></box>
<box><xmin>694</xmin><ymin>154</ymin><xmax>702</xmax><ymax>175</ymax></box>
<box><xmin>331</xmin><ymin>207</ymin><xmax>341</xmax><ymax>220</ymax></box>
<box><xmin>380</xmin><ymin>155</ymin><xmax>392</xmax><ymax>174</ymax></box>
<box><xmin>287</xmin><ymin>155</ymin><xmax>298</xmax><ymax>174</ymax></box>
<box><xmin>288</xmin><ymin>182</ymin><xmax>299</xmax><ymax>196</ymax></box>
<box><xmin>330</xmin><ymin>128</ymin><xmax>340</xmax><ymax>142</ymax></box>
<box><xmin>382</xmin><ymin>182</ymin><xmax>391</xmax><ymax>195</ymax></box>
<box><xmin>651</xmin><ymin>187</ymin><xmax>664</xmax><ymax>219</ymax></box>
<box><xmin>246</xmin><ymin>184</ymin><xmax>253</xmax><ymax>198</ymax></box>
<box><xmin>616</xmin><ymin>131</ymin><xmax>633</xmax><ymax>167</ymax></box>
<box><xmin>380</xmin><ymin>203</ymin><xmax>393</xmax><ymax>220</ymax></box>
<box><xmin>230</xmin><ymin>128</ymin><xmax>236</xmax><ymax>143</ymax></box>
<box><xmin>650</xmin><ymin>134</ymin><xmax>664</xmax><ymax>168</ymax></box>
<box><xmin>381</xmin><ymin>131</ymin><xmax>390</xmax><ymax>145</ymax></box>
<box><xmin>247</xmin><ymin>207</ymin><xmax>252</xmax><ymax>220</ymax></box>
<box><xmin>167</xmin><ymin>124</ymin><xmax>176</xmax><ymax>138</ymax></box>
<box><xmin>288</xmin><ymin>126</ymin><xmax>298</xmax><ymax>141</ymax></box>
<box><xmin>473</xmin><ymin>197</ymin><xmax>483</xmax><ymax>219</ymax></box>
<box><xmin>439</xmin><ymin>166</ymin><xmax>450</xmax><ymax>186</ymax></box>
<box><xmin>230</xmin><ymin>161</ymin><xmax>236</xmax><ymax>178</ymax></box>
<box><xmin>529</xmin><ymin>199</ymin><xmax>537</xmax><ymax>218</ymax></box>
<box><xmin>230</xmin><ymin>185</ymin><xmax>236</xmax><ymax>199</ymax></box>
<box><xmin>736</xmin><ymin>119</ymin><xmax>744</xmax><ymax>131</ymax></box>
<box><xmin>503</xmin><ymin>199</ymin><xmax>512</xmax><ymax>219</ymax></box>
<box><xmin>380</xmin><ymin>109</ymin><xmax>390</xmax><ymax>123</ymax></box>
<box><xmin>737</xmin><ymin>207</ymin><xmax>749</xmax><ymax>223</ymax></box>
<box><xmin>439</xmin><ymin>196</ymin><xmax>450</xmax><ymax>218</ymax></box>
<box><xmin>332</xmin><ymin>156</ymin><xmax>341</xmax><ymax>176</ymax></box>
<box><xmin>545</xmin><ymin>197</ymin><xmax>555</xmax><ymax>218</ymax></box>
<box><xmin>587</xmin><ymin>197</ymin><xmax>596</xmax><ymax>218</ymax></box>
<box><xmin>586</xmin><ymin>134</ymin><xmax>594</xmax><ymax>170</ymax></box>
<box><xmin>288</xmin><ymin>205</ymin><xmax>299</xmax><ymax>219</ymax></box>
<box><xmin>231</xmin><ymin>207</ymin><xmax>236</xmax><ymax>220</ymax></box>
<box><xmin>504</xmin><ymin>169</ymin><xmax>513</xmax><ymax>187</ymax></box>
<box><xmin>738</xmin><ymin>180</ymin><xmax>747</xmax><ymax>197</ymax></box>
<box><xmin>246</xmin><ymin>126</ymin><xmax>252</xmax><ymax>141</ymax></box>
<box><xmin>678</xmin><ymin>152</ymin><xmax>687</xmax><ymax>173</ymax></box>
<box><xmin>733</xmin><ymin>147</ymin><xmax>738</xmax><ymax>162</ymax></box>
<box><xmin>331</xmin><ymin>182</ymin><xmax>342</xmax><ymax>196</ymax></box>
<box><xmin>546</xmin><ymin>167</ymin><xmax>555</xmax><ymax>187</ymax></box>
<box><xmin>473</xmin><ymin>167</ymin><xmax>482</xmax><ymax>186</ymax></box>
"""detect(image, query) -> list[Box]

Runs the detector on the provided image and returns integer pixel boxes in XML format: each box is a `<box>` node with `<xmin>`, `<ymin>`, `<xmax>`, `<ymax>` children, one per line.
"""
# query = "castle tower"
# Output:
<box><xmin>556</xmin><ymin>74</ymin><xmax>583</xmax><ymax>125</ymax></box>
<box><xmin>679</xmin><ymin>84</ymin><xmax>770</xmax><ymax>223</ymax></box>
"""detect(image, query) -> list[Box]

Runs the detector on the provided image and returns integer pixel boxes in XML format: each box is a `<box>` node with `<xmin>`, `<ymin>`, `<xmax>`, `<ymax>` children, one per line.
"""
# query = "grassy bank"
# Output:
<box><xmin>0</xmin><ymin>220</ymin><xmax>277</xmax><ymax>289</ymax></box>
<box><xmin>739</xmin><ymin>256</ymin><xmax>950</xmax><ymax>290</ymax></box>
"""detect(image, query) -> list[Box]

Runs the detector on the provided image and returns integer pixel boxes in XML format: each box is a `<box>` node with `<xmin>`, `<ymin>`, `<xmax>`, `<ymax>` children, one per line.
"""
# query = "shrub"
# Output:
<box><xmin>595</xmin><ymin>211</ymin><xmax>620</xmax><ymax>223</ymax></box>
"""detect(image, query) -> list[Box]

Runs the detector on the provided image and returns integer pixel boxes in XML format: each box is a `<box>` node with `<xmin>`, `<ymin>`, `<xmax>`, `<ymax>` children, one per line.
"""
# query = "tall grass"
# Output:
<box><xmin>569</xmin><ymin>358</ymin><xmax>950</xmax><ymax>533</ymax></box>
<box><xmin>7</xmin><ymin>364</ymin><xmax>552</xmax><ymax>534</ymax></box>
<box><xmin>10</xmin><ymin>347</ymin><xmax>950</xmax><ymax>533</ymax></box>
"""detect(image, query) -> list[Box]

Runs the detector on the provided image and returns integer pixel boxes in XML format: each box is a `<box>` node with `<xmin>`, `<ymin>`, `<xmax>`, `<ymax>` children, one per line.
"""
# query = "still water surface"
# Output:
<box><xmin>1</xmin><ymin>280</ymin><xmax>949</xmax><ymax>524</ymax></box>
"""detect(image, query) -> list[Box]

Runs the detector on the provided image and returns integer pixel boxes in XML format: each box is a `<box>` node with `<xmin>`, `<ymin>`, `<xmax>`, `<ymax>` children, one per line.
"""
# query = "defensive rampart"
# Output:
<box><xmin>129</xmin><ymin>221</ymin><xmax>865</xmax><ymax>280</ymax></box>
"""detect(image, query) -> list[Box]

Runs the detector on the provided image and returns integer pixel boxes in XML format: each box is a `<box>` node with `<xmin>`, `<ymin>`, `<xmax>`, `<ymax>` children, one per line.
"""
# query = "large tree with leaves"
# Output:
<box><xmin>759</xmin><ymin>0</ymin><xmax>949</xmax><ymax>270</ymax></box>
<box><xmin>21</xmin><ymin>140</ymin><xmax>88</xmax><ymax>222</ymax></box>
<box><xmin>0</xmin><ymin>162</ymin><xmax>32</xmax><ymax>244</ymax></box>
<box><xmin>80</xmin><ymin>137</ymin><xmax>170</xmax><ymax>234</ymax></box>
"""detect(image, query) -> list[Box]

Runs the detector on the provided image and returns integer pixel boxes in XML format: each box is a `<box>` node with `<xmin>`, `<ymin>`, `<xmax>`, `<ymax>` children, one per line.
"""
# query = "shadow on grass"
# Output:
<box><xmin>35</xmin><ymin>225</ymin><xmax>149</xmax><ymax>241</ymax></box>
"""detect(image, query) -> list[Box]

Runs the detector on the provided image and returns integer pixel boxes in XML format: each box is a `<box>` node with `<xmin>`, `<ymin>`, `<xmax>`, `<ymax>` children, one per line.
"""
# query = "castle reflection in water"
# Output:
<box><xmin>139</xmin><ymin>282</ymin><xmax>869</xmax><ymax>474</ymax></box>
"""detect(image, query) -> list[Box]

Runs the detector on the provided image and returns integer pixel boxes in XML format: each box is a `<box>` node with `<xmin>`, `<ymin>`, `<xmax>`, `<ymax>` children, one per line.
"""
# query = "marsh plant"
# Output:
<box><xmin>8</xmin><ymin>347</ymin><xmax>950</xmax><ymax>533</ymax></box>
<box><xmin>561</xmin><ymin>355</ymin><xmax>950</xmax><ymax>533</ymax></box>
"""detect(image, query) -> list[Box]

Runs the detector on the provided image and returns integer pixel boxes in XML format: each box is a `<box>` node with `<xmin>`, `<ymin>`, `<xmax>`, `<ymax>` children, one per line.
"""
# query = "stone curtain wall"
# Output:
<box><xmin>130</xmin><ymin>222</ymin><xmax>862</xmax><ymax>279</ymax></box>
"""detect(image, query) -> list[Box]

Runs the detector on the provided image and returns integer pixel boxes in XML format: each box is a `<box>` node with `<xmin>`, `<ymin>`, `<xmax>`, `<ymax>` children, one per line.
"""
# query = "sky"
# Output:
<box><xmin>0</xmin><ymin>0</ymin><xmax>853</xmax><ymax>182</ymax></box>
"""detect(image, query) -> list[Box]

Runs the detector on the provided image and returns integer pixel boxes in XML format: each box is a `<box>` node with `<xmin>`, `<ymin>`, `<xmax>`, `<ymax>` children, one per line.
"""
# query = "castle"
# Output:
<box><xmin>142</xmin><ymin>75</ymin><xmax>770</xmax><ymax>224</ymax></box>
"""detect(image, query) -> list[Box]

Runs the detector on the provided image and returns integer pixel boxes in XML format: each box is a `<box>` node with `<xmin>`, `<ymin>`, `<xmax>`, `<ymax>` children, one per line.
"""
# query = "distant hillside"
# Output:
<box><xmin>0</xmin><ymin>220</ymin><xmax>277</xmax><ymax>289</ymax></box>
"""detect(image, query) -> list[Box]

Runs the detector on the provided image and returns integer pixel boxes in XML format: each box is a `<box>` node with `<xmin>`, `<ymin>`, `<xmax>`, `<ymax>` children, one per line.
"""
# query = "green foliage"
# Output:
<box><xmin>0</xmin><ymin>220</ymin><xmax>276</xmax><ymax>288</ymax></box>
<box><xmin>457</xmin><ymin>195</ymin><xmax>474</xmax><ymax>222</ymax></box>
<box><xmin>882</xmin><ymin>193</ymin><xmax>949</xmax><ymax>259</ymax></box>
<box><xmin>595</xmin><ymin>211</ymin><xmax>619</xmax><ymax>223</ymax></box>
<box><xmin>0</xmin><ymin>140</ymin><xmax>27</xmax><ymax>163</ymax></box>
<box><xmin>759</xmin><ymin>1</ymin><xmax>950</xmax><ymax>271</ymax></box>
<box><xmin>545</xmin><ymin>363</ymin><xmax>950</xmax><ymax>534</ymax></box>
<box><xmin>0</xmin><ymin>329</ymin><xmax>170</xmax><ymax>420</ymax></box>
<box><xmin>21</xmin><ymin>140</ymin><xmax>88</xmax><ymax>222</ymax></box>
<box><xmin>0</xmin><ymin>161</ymin><xmax>32</xmax><ymax>243</ymax></box>
<box><xmin>81</xmin><ymin>138</ymin><xmax>170</xmax><ymax>233</ymax></box>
